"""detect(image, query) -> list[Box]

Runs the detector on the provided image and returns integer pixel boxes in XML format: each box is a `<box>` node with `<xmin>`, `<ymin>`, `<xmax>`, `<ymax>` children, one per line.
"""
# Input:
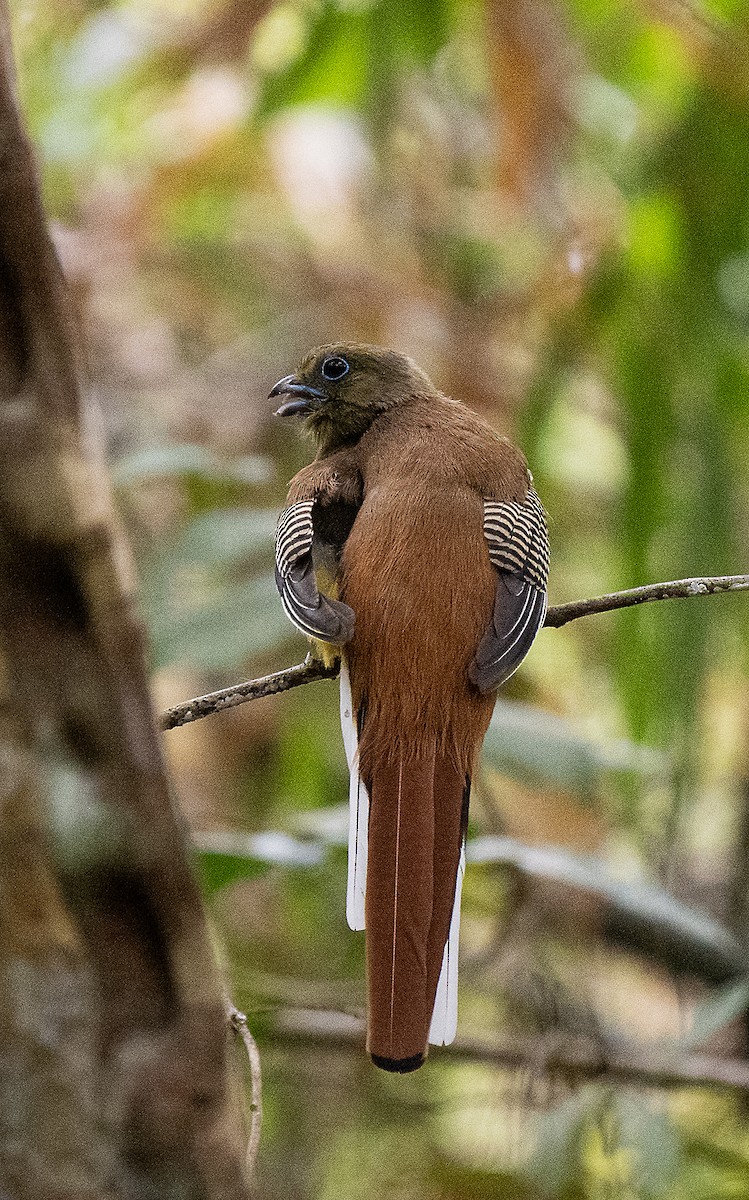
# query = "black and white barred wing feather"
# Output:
<box><xmin>275</xmin><ymin>500</ymin><xmax>355</xmax><ymax>643</ymax></box>
<box><xmin>470</xmin><ymin>487</ymin><xmax>549</xmax><ymax>693</ymax></box>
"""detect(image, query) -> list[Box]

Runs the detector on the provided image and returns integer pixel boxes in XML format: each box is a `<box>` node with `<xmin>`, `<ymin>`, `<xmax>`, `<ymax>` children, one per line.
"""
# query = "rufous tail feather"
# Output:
<box><xmin>364</xmin><ymin>753</ymin><xmax>467</xmax><ymax>1072</ymax></box>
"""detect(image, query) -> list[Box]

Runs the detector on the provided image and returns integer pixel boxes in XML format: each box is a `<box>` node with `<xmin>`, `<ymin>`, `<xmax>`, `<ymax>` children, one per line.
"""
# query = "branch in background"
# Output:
<box><xmin>160</xmin><ymin>575</ymin><xmax>749</xmax><ymax>730</ymax></box>
<box><xmin>266</xmin><ymin>1007</ymin><xmax>749</xmax><ymax>1095</ymax></box>
<box><xmin>227</xmin><ymin>1004</ymin><xmax>263</xmax><ymax>1179</ymax></box>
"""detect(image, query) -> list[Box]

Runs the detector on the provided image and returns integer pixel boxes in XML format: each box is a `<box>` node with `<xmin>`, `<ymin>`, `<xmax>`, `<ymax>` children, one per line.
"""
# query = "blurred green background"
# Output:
<box><xmin>12</xmin><ymin>0</ymin><xmax>749</xmax><ymax>1194</ymax></box>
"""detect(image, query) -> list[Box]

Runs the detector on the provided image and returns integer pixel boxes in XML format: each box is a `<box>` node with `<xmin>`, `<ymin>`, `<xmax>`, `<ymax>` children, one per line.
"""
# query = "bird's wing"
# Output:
<box><xmin>469</xmin><ymin>487</ymin><xmax>549</xmax><ymax>693</ymax></box>
<box><xmin>275</xmin><ymin>500</ymin><xmax>355</xmax><ymax>643</ymax></box>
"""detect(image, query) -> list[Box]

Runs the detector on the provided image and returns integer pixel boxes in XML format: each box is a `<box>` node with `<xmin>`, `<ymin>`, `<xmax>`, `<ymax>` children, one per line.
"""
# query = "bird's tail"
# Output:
<box><xmin>364</xmin><ymin>754</ymin><xmax>468</xmax><ymax>1072</ymax></box>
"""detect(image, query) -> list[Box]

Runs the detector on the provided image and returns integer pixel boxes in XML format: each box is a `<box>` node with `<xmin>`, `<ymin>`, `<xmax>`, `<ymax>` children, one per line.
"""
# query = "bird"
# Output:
<box><xmin>270</xmin><ymin>344</ymin><xmax>549</xmax><ymax>1072</ymax></box>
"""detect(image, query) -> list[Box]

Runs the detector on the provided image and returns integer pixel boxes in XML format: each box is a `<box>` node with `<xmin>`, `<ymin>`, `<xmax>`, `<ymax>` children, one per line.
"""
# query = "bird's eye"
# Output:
<box><xmin>321</xmin><ymin>356</ymin><xmax>349</xmax><ymax>381</ymax></box>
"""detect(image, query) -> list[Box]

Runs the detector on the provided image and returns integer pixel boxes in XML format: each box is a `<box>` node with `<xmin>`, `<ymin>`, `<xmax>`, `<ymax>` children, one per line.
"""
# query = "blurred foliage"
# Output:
<box><xmin>12</xmin><ymin>0</ymin><xmax>749</xmax><ymax>1194</ymax></box>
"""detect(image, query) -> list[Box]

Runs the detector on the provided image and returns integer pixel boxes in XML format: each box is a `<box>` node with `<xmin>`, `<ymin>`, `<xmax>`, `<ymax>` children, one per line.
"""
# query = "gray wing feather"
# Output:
<box><xmin>275</xmin><ymin>500</ymin><xmax>355</xmax><ymax>643</ymax></box>
<box><xmin>470</xmin><ymin>488</ymin><xmax>549</xmax><ymax>693</ymax></box>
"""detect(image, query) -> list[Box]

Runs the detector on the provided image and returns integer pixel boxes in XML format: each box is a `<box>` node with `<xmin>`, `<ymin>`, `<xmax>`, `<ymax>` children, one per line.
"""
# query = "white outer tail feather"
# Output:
<box><xmin>340</xmin><ymin>660</ymin><xmax>368</xmax><ymax>930</ymax></box>
<box><xmin>339</xmin><ymin>660</ymin><xmax>461</xmax><ymax>1042</ymax></box>
<box><xmin>428</xmin><ymin>842</ymin><xmax>464</xmax><ymax>1046</ymax></box>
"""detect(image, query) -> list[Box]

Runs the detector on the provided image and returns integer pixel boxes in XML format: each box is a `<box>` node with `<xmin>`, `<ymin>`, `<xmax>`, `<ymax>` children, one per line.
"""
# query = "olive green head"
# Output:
<box><xmin>269</xmin><ymin>343</ymin><xmax>435</xmax><ymax>453</ymax></box>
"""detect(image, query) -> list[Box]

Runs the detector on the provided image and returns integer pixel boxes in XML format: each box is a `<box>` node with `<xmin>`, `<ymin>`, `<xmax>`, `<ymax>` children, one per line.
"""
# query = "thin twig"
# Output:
<box><xmin>544</xmin><ymin>574</ymin><xmax>749</xmax><ymax>630</ymax></box>
<box><xmin>160</xmin><ymin>574</ymin><xmax>749</xmax><ymax>730</ymax></box>
<box><xmin>227</xmin><ymin>1003</ymin><xmax>263</xmax><ymax>1178</ymax></box>
<box><xmin>266</xmin><ymin>1006</ymin><xmax>749</xmax><ymax>1094</ymax></box>
<box><xmin>160</xmin><ymin>655</ymin><xmax>337</xmax><ymax>730</ymax></box>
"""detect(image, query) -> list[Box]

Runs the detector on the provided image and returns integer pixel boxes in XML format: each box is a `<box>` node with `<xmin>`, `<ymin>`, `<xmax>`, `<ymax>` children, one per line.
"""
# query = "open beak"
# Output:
<box><xmin>269</xmin><ymin>375</ymin><xmax>328</xmax><ymax>417</ymax></box>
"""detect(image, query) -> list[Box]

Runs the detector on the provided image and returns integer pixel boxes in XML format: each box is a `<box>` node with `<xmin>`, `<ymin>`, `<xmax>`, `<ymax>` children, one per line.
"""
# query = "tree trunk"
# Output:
<box><xmin>0</xmin><ymin>6</ymin><xmax>250</xmax><ymax>1197</ymax></box>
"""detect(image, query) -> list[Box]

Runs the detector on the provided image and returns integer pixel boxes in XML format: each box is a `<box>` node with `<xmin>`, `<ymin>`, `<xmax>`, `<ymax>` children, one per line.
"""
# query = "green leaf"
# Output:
<box><xmin>677</xmin><ymin>1136</ymin><xmax>749</xmax><ymax>1199</ymax></box>
<box><xmin>468</xmin><ymin>837</ymin><xmax>743</xmax><ymax>981</ymax></box>
<box><xmin>483</xmin><ymin>699</ymin><xmax>667</xmax><ymax>798</ymax></box>
<box><xmin>146</xmin><ymin>573</ymin><xmax>294</xmax><ymax>671</ymax></box>
<box><xmin>526</xmin><ymin>1086</ymin><xmax>603</xmax><ymax>1197</ymax></box>
<box><xmin>113</xmin><ymin>444</ymin><xmax>272</xmax><ymax>488</ymax></box>
<box><xmin>431</xmin><ymin>1160</ymin><xmax>543</xmax><ymax>1200</ymax></box>
<box><xmin>257</xmin><ymin>5</ymin><xmax>368</xmax><ymax>118</ymax></box>
<box><xmin>670</xmin><ymin>978</ymin><xmax>749</xmax><ymax>1052</ymax></box>
<box><xmin>114</xmin><ymin>445</ymin><xmax>273</xmax><ymax>516</ymax></box>
<box><xmin>195</xmin><ymin>829</ymin><xmax>327</xmax><ymax>895</ymax></box>
<box><xmin>196</xmin><ymin>846</ymin><xmax>270</xmax><ymax>895</ymax></box>
<box><xmin>614</xmin><ymin>1092</ymin><xmax>681</xmax><ymax>1195</ymax></box>
<box><xmin>169</xmin><ymin>508</ymin><xmax>278</xmax><ymax>569</ymax></box>
<box><xmin>257</xmin><ymin>0</ymin><xmax>452</xmax><ymax>124</ymax></box>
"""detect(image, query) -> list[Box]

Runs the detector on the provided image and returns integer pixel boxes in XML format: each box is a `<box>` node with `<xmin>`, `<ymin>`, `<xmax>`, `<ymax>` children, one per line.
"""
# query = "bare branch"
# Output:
<box><xmin>160</xmin><ymin>575</ymin><xmax>749</xmax><ymax>731</ymax></box>
<box><xmin>266</xmin><ymin>1006</ymin><xmax>749</xmax><ymax>1095</ymax></box>
<box><xmin>160</xmin><ymin>655</ymin><xmax>337</xmax><ymax>730</ymax></box>
<box><xmin>227</xmin><ymin>1003</ymin><xmax>263</xmax><ymax>1179</ymax></box>
<box><xmin>544</xmin><ymin>574</ymin><xmax>749</xmax><ymax>629</ymax></box>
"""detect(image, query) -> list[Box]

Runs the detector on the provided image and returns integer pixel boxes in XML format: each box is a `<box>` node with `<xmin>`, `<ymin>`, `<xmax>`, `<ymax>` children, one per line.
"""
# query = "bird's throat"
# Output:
<box><xmin>309</xmin><ymin>405</ymin><xmax>381</xmax><ymax>456</ymax></box>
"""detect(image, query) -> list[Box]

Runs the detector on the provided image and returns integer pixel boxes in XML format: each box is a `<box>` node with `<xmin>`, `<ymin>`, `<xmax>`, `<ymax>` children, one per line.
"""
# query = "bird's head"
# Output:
<box><xmin>269</xmin><ymin>343</ymin><xmax>435</xmax><ymax>454</ymax></box>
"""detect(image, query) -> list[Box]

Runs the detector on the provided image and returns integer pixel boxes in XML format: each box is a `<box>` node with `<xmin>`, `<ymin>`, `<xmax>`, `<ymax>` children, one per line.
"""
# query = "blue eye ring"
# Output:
<box><xmin>321</xmin><ymin>355</ymin><xmax>349</xmax><ymax>381</ymax></box>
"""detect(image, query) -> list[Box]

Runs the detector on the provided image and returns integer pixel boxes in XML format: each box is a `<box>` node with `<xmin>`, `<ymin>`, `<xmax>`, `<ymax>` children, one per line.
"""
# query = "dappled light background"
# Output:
<box><xmin>12</xmin><ymin>0</ymin><xmax>749</xmax><ymax>1195</ymax></box>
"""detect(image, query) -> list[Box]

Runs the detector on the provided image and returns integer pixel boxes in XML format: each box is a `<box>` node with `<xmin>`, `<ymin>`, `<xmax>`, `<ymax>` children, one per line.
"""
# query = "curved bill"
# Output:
<box><xmin>269</xmin><ymin>375</ymin><xmax>328</xmax><ymax>416</ymax></box>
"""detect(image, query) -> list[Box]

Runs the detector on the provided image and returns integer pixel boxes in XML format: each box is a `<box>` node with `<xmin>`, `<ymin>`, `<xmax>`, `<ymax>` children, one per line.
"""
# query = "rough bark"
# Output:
<box><xmin>0</xmin><ymin>7</ymin><xmax>250</xmax><ymax>1197</ymax></box>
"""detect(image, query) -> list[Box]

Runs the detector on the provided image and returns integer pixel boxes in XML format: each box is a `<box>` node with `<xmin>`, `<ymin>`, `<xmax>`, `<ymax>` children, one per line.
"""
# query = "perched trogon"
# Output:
<box><xmin>271</xmin><ymin>344</ymin><xmax>549</xmax><ymax>1072</ymax></box>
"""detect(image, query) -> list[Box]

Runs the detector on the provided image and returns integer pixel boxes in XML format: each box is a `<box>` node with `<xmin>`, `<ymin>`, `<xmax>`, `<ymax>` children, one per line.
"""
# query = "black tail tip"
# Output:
<box><xmin>371</xmin><ymin>1052</ymin><xmax>425</xmax><ymax>1074</ymax></box>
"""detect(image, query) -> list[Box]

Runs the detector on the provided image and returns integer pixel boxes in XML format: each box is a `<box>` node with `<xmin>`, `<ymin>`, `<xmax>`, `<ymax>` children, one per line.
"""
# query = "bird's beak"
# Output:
<box><xmin>269</xmin><ymin>375</ymin><xmax>328</xmax><ymax>417</ymax></box>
